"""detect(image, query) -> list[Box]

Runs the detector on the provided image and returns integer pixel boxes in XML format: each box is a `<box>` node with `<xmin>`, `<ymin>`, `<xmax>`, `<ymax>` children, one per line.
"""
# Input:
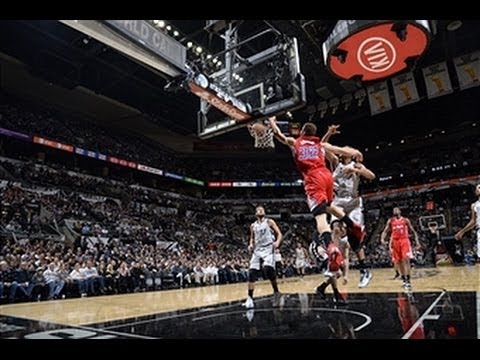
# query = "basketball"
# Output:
<box><xmin>250</xmin><ymin>122</ymin><xmax>268</xmax><ymax>136</ymax></box>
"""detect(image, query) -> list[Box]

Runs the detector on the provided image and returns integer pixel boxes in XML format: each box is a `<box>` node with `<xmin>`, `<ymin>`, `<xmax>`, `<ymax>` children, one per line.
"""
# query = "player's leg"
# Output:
<box><xmin>396</xmin><ymin>239</ymin><xmax>413</xmax><ymax>289</ymax></box>
<box><xmin>348</xmin><ymin>202</ymin><xmax>372</xmax><ymax>288</ymax></box>
<box><xmin>328</xmin><ymin>203</ymin><xmax>365</xmax><ymax>243</ymax></box>
<box><xmin>308</xmin><ymin>171</ymin><xmax>349</xmax><ymax>271</ymax></box>
<box><xmin>244</xmin><ymin>252</ymin><xmax>261</xmax><ymax>308</ymax></box>
<box><xmin>262</xmin><ymin>248</ymin><xmax>280</xmax><ymax>295</ymax></box>
<box><xmin>309</xmin><ymin>170</ymin><xmax>336</xmax><ymax>253</ymax></box>
<box><xmin>391</xmin><ymin>241</ymin><xmax>404</xmax><ymax>287</ymax></box>
<box><xmin>311</xmin><ymin>208</ymin><xmax>332</xmax><ymax>298</ymax></box>
<box><xmin>316</xmin><ymin>275</ymin><xmax>331</xmax><ymax>299</ymax></box>
<box><xmin>393</xmin><ymin>262</ymin><xmax>401</xmax><ymax>279</ymax></box>
<box><xmin>398</xmin><ymin>259</ymin><xmax>412</xmax><ymax>289</ymax></box>
<box><xmin>330</xmin><ymin>274</ymin><xmax>346</xmax><ymax>305</ymax></box>
<box><xmin>307</xmin><ymin>171</ymin><xmax>335</xmax><ymax>261</ymax></box>
<box><xmin>264</xmin><ymin>265</ymin><xmax>279</xmax><ymax>292</ymax></box>
<box><xmin>261</xmin><ymin>247</ymin><xmax>284</xmax><ymax>306</ymax></box>
<box><xmin>311</xmin><ymin>205</ymin><xmax>331</xmax><ymax>261</ymax></box>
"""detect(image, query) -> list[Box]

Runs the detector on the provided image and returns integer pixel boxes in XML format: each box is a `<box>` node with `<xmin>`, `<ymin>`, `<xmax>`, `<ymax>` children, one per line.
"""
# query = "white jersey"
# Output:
<box><xmin>333</xmin><ymin>161</ymin><xmax>360</xmax><ymax>199</ymax></box>
<box><xmin>252</xmin><ymin>218</ymin><xmax>274</xmax><ymax>249</ymax></box>
<box><xmin>295</xmin><ymin>247</ymin><xmax>307</xmax><ymax>261</ymax></box>
<box><xmin>474</xmin><ymin>200</ymin><xmax>480</xmax><ymax>229</ymax></box>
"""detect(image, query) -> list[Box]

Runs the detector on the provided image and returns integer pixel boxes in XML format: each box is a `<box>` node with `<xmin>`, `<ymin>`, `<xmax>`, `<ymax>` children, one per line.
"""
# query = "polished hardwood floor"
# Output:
<box><xmin>0</xmin><ymin>265</ymin><xmax>478</xmax><ymax>326</ymax></box>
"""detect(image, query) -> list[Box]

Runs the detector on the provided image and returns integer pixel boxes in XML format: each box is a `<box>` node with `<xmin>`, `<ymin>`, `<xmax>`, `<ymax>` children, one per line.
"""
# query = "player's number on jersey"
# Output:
<box><xmin>298</xmin><ymin>146</ymin><xmax>319</xmax><ymax>160</ymax></box>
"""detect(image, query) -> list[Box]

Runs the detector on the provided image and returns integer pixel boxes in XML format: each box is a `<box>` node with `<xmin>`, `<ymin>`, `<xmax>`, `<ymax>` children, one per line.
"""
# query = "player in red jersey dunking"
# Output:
<box><xmin>380</xmin><ymin>207</ymin><xmax>421</xmax><ymax>290</ymax></box>
<box><xmin>268</xmin><ymin>116</ymin><xmax>365</xmax><ymax>267</ymax></box>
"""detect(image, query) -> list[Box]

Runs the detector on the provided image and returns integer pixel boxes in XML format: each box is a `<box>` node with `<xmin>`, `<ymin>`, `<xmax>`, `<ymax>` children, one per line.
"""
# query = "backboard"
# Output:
<box><xmin>192</xmin><ymin>30</ymin><xmax>306</xmax><ymax>139</ymax></box>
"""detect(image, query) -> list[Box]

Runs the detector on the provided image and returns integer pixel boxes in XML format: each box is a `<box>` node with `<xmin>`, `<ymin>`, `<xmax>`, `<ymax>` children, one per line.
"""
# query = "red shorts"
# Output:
<box><xmin>305</xmin><ymin>169</ymin><xmax>334</xmax><ymax>212</ymax></box>
<box><xmin>391</xmin><ymin>237</ymin><xmax>413</xmax><ymax>263</ymax></box>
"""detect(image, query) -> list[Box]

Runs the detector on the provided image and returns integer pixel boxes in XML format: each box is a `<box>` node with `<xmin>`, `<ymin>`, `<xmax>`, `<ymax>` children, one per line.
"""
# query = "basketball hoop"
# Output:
<box><xmin>248</xmin><ymin>122</ymin><xmax>275</xmax><ymax>149</ymax></box>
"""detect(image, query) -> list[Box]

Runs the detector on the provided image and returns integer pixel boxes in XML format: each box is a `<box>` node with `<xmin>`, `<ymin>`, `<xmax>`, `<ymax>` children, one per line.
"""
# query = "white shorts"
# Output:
<box><xmin>295</xmin><ymin>259</ymin><xmax>307</xmax><ymax>269</ymax></box>
<box><xmin>331</xmin><ymin>197</ymin><xmax>364</xmax><ymax>226</ymax></box>
<box><xmin>249</xmin><ymin>245</ymin><xmax>275</xmax><ymax>270</ymax></box>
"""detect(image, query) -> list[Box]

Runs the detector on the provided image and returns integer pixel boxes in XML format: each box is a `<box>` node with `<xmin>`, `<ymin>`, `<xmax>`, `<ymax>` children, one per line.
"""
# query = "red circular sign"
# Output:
<box><xmin>328</xmin><ymin>22</ymin><xmax>429</xmax><ymax>81</ymax></box>
<box><xmin>357</xmin><ymin>36</ymin><xmax>397</xmax><ymax>73</ymax></box>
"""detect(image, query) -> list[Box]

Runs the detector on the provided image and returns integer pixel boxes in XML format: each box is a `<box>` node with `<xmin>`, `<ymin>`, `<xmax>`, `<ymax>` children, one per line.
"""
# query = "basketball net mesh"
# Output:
<box><xmin>249</xmin><ymin>126</ymin><xmax>275</xmax><ymax>149</ymax></box>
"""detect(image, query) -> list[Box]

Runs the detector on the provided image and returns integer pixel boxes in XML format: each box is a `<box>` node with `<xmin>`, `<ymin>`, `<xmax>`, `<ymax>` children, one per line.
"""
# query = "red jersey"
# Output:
<box><xmin>293</xmin><ymin>135</ymin><xmax>329</xmax><ymax>192</ymax></box>
<box><xmin>327</xmin><ymin>242</ymin><xmax>344</xmax><ymax>271</ymax></box>
<box><xmin>390</xmin><ymin>216</ymin><xmax>410</xmax><ymax>240</ymax></box>
<box><xmin>293</xmin><ymin>135</ymin><xmax>327</xmax><ymax>173</ymax></box>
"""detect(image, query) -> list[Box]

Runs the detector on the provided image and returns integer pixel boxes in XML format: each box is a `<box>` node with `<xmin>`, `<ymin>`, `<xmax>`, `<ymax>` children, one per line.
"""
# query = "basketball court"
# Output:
<box><xmin>0</xmin><ymin>267</ymin><xmax>477</xmax><ymax>339</ymax></box>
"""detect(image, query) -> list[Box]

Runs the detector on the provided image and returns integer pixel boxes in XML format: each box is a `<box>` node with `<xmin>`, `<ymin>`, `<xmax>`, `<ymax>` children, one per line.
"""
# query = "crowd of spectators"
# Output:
<box><xmin>0</xmin><ymin>92</ymin><xmax>479</xmax><ymax>304</ymax></box>
<box><xmin>1</xmin><ymin>91</ymin><xmax>480</xmax><ymax>190</ymax></box>
<box><xmin>1</xmin><ymin>154</ymin><xmax>478</xmax><ymax>304</ymax></box>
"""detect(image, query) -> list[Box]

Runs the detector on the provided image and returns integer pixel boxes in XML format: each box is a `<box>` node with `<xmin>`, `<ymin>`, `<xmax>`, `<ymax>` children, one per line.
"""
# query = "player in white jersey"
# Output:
<box><xmin>243</xmin><ymin>205</ymin><xmax>283</xmax><ymax>309</ymax></box>
<box><xmin>295</xmin><ymin>242</ymin><xmax>308</xmax><ymax>277</ymax></box>
<box><xmin>322</xmin><ymin>124</ymin><xmax>375</xmax><ymax>288</ymax></box>
<box><xmin>454</xmin><ymin>183</ymin><xmax>480</xmax><ymax>261</ymax></box>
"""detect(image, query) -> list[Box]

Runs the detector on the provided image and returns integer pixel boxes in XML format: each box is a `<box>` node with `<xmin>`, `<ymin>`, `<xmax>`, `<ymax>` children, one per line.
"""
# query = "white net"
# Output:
<box><xmin>248</xmin><ymin>125</ymin><xmax>275</xmax><ymax>149</ymax></box>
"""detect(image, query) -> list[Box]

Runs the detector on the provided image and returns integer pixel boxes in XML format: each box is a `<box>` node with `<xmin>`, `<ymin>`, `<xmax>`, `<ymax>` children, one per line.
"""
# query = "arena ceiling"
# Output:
<box><xmin>0</xmin><ymin>20</ymin><xmax>479</xmax><ymax>152</ymax></box>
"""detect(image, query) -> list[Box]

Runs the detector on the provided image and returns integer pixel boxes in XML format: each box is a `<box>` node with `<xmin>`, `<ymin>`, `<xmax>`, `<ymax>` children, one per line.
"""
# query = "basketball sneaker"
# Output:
<box><xmin>402</xmin><ymin>281</ymin><xmax>412</xmax><ymax>291</ymax></box>
<box><xmin>358</xmin><ymin>270</ymin><xmax>373</xmax><ymax>288</ymax></box>
<box><xmin>243</xmin><ymin>296</ymin><xmax>254</xmax><ymax>309</ymax></box>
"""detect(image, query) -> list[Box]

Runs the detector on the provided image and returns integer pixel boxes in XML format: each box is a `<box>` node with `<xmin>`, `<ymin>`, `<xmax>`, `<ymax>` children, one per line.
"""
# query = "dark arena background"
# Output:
<box><xmin>0</xmin><ymin>19</ymin><xmax>479</xmax><ymax>341</ymax></box>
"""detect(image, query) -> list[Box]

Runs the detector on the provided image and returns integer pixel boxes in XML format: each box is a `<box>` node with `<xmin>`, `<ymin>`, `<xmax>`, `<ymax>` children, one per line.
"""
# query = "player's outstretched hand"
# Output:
<box><xmin>327</xmin><ymin>124</ymin><xmax>341</xmax><ymax>136</ymax></box>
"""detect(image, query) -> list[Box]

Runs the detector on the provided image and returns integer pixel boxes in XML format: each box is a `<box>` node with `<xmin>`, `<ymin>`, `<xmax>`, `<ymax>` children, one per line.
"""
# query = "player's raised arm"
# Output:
<box><xmin>321</xmin><ymin>142</ymin><xmax>363</xmax><ymax>162</ymax></box>
<box><xmin>351</xmin><ymin>163</ymin><xmax>376</xmax><ymax>180</ymax></box>
<box><xmin>321</xmin><ymin>124</ymin><xmax>341</xmax><ymax>143</ymax></box>
<box><xmin>268</xmin><ymin>116</ymin><xmax>295</xmax><ymax>148</ymax></box>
